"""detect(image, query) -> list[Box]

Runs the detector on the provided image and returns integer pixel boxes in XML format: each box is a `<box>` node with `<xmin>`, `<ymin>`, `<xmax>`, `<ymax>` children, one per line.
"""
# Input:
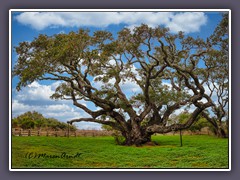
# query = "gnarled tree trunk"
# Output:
<box><xmin>216</xmin><ymin>126</ymin><xmax>227</xmax><ymax>138</ymax></box>
<box><xmin>124</xmin><ymin>129</ymin><xmax>152</xmax><ymax>146</ymax></box>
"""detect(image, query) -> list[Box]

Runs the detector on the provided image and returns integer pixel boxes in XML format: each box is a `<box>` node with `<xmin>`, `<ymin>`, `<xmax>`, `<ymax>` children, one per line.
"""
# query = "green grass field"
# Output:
<box><xmin>11</xmin><ymin>135</ymin><xmax>229</xmax><ymax>169</ymax></box>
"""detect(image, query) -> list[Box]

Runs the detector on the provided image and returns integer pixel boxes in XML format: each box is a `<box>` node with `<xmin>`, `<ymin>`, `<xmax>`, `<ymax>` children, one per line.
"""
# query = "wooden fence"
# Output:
<box><xmin>162</xmin><ymin>130</ymin><xmax>213</xmax><ymax>136</ymax></box>
<box><xmin>12</xmin><ymin>129</ymin><xmax>114</xmax><ymax>137</ymax></box>
<box><xmin>12</xmin><ymin>127</ymin><xmax>213</xmax><ymax>137</ymax></box>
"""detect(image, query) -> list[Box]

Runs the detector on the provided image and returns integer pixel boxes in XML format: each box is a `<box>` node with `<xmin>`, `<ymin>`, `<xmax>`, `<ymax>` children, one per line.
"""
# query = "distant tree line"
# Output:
<box><xmin>12</xmin><ymin>111</ymin><xmax>77</xmax><ymax>131</ymax></box>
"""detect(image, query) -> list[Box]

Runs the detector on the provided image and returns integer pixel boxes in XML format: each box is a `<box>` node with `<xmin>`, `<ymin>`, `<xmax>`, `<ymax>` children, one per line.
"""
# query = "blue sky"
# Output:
<box><xmin>11</xmin><ymin>11</ymin><xmax>224</xmax><ymax>129</ymax></box>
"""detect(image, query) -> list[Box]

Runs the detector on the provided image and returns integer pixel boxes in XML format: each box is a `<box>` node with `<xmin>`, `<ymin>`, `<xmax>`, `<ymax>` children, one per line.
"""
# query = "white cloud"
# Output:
<box><xmin>50</xmin><ymin>81</ymin><xmax>62</xmax><ymax>90</ymax></box>
<box><xmin>12</xmin><ymin>100</ymin><xmax>87</xmax><ymax>122</ymax></box>
<box><xmin>17</xmin><ymin>81</ymin><xmax>55</xmax><ymax>101</ymax></box>
<box><xmin>12</xmin><ymin>81</ymin><xmax>98</xmax><ymax>129</ymax></box>
<box><xmin>167</xmin><ymin>12</ymin><xmax>207</xmax><ymax>33</ymax></box>
<box><xmin>45</xmin><ymin>104</ymin><xmax>72</xmax><ymax>112</ymax></box>
<box><xmin>93</xmin><ymin>76</ymin><xmax>141</xmax><ymax>95</ymax></box>
<box><xmin>12</xmin><ymin>100</ymin><xmax>33</xmax><ymax>115</ymax></box>
<box><xmin>14</xmin><ymin>81</ymin><xmax>87</xmax><ymax>105</ymax></box>
<box><xmin>12</xmin><ymin>99</ymin><xmax>101</xmax><ymax>130</ymax></box>
<box><xmin>77</xmin><ymin>122</ymin><xmax>102</xmax><ymax>130</ymax></box>
<box><xmin>15</xmin><ymin>12</ymin><xmax>207</xmax><ymax>33</ymax></box>
<box><xmin>120</xmin><ymin>79</ymin><xmax>141</xmax><ymax>94</ymax></box>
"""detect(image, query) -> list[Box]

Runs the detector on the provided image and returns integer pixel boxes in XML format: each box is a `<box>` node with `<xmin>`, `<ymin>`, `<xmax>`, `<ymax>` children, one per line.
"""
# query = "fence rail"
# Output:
<box><xmin>12</xmin><ymin>129</ymin><xmax>114</xmax><ymax>137</ymax></box>
<box><xmin>12</xmin><ymin>128</ymin><xmax>213</xmax><ymax>137</ymax></box>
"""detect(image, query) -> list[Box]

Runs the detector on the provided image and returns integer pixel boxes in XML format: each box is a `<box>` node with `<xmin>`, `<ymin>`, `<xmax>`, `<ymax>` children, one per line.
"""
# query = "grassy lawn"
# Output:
<box><xmin>11</xmin><ymin>135</ymin><xmax>229</xmax><ymax>169</ymax></box>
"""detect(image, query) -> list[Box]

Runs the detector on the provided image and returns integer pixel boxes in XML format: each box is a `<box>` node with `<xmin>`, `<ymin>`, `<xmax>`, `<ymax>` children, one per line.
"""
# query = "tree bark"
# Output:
<box><xmin>201</xmin><ymin>112</ymin><xmax>228</xmax><ymax>138</ymax></box>
<box><xmin>124</xmin><ymin>132</ymin><xmax>152</xmax><ymax>146</ymax></box>
<box><xmin>216</xmin><ymin>126</ymin><xmax>227</xmax><ymax>138</ymax></box>
<box><xmin>116</xmin><ymin>118</ymin><xmax>153</xmax><ymax>146</ymax></box>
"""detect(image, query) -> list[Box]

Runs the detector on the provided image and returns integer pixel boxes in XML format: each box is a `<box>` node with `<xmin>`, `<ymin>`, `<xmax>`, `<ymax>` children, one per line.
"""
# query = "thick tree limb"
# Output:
<box><xmin>67</xmin><ymin>118</ymin><xmax>117</xmax><ymax>127</ymax></box>
<box><xmin>146</xmin><ymin>107</ymin><xmax>203</xmax><ymax>133</ymax></box>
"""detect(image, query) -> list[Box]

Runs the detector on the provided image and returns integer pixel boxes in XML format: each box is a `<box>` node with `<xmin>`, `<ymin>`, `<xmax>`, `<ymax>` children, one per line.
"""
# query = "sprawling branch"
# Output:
<box><xmin>146</xmin><ymin>107</ymin><xmax>204</xmax><ymax>133</ymax></box>
<box><xmin>67</xmin><ymin>118</ymin><xmax>120</xmax><ymax>129</ymax></box>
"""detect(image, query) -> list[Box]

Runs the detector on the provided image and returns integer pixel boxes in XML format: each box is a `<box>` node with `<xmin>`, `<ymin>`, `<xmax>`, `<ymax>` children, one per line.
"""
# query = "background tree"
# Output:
<box><xmin>13</xmin><ymin>18</ymin><xmax>228</xmax><ymax>145</ymax></box>
<box><xmin>12</xmin><ymin>111</ymin><xmax>77</xmax><ymax>131</ymax></box>
<box><xmin>12</xmin><ymin>111</ymin><xmax>44</xmax><ymax>129</ymax></box>
<box><xmin>173</xmin><ymin>112</ymin><xmax>214</xmax><ymax>134</ymax></box>
<box><xmin>198</xmin><ymin>13</ymin><xmax>229</xmax><ymax>138</ymax></box>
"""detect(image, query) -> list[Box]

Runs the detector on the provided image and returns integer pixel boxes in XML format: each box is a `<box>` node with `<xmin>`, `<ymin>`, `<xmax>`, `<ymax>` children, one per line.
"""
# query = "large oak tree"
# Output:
<box><xmin>13</xmin><ymin>16</ymin><xmax>228</xmax><ymax>145</ymax></box>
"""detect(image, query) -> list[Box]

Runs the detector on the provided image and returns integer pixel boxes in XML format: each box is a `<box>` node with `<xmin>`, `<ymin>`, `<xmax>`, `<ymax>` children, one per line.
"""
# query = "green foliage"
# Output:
<box><xmin>12</xmin><ymin>111</ymin><xmax>77</xmax><ymax>131</ymax></box>
<box><xmin>190</xmin><ymin>118</ymin><xmax>213</xmax><ymax>132</ymax></box>
<box><xmin>175</xmin><ymin>112</ymin><xmax>214</xmax><ymax>132</ymax></box>
<box><xmin>101</xmin><ymin>124</ymin><xmax>113</xmax><ymax>131</ymax></box>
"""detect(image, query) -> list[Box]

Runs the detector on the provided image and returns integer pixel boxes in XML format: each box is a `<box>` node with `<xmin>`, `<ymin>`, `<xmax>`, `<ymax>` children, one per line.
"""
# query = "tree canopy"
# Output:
<box><xmin>13</xmin><ymin>14</ymin><xmax>229</xmax><ymax>145</ymax></box>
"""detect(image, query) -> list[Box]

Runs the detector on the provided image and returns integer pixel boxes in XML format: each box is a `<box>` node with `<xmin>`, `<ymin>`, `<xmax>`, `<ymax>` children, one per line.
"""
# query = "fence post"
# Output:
<box><xmin>67</xmin><ymin>121</ymin><xmax>70</xmax><ymax>138</ymax></box>
<box><xmin>28</xmin><ymin>129</ymin><xmax>31</xmax><ymax>136</ymax></box>
<box><xmin>68</xmin><ymin>123</ymin><xmax>70</xmax><ymax>138</ymax></box>
<box><xmin>37</xmin><ymin>130</ymin><xmax>40</xmax><ymax>136</ymax></box>
<box><xmin>55</xmin><ymin>130</ymin><xmax>58</xmax><ymax>137</ymax></box>
<box><xmin>74</xmin><ymin>132</ymin><xmax>77</xmax><ymax>137</ymax></box>
<box><xmin>180</xmin><ymin>129</ymin><xmax>183</xmax><ymax>147</ymax></box>
<box><xmin>19</xmin><ymin>129</ymin><xmax>22</xmax><ymax>136</ymax></box>
<box><xmin>46</xmin><ymin>130</ymin><xmax>49</xmax><ymax>137</ymax></box>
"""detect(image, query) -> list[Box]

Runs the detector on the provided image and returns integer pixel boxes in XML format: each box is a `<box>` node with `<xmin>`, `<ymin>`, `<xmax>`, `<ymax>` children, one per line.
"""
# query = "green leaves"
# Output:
<box><xmin>12</xmin><ymin>111</ymin><xmax>77</xmax><ymax>130</ymax></box>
